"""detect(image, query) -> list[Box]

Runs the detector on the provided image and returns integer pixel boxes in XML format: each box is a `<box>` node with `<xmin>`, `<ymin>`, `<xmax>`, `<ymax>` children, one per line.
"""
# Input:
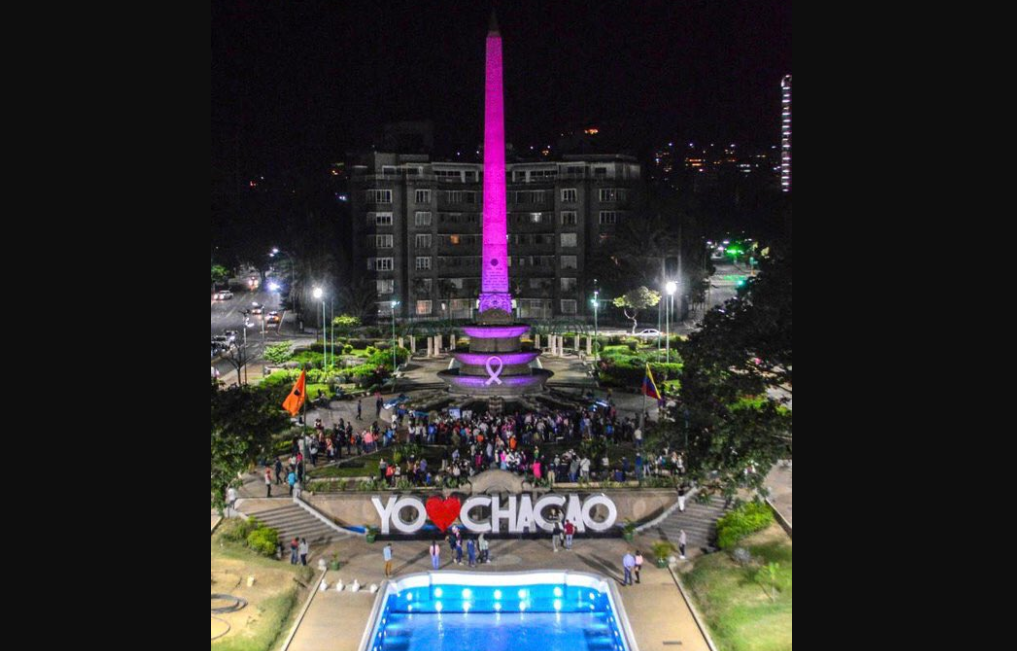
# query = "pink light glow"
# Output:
<box><xmin>446</xmin><ymin>375</ymin><xmax>545</xmax><ymax>388</ymax></box>
<box><xmin>463</xmin><ymin>326</ymin><xmax>530</xmax><ymax>339</ymax></box>
<box><xmin>479</xmin><ymin>22</ymin><xmax>512</xmax><ymax>313</ymax></box>
<box><xmin>453</xmin><ymin>352</ymin><xmax>540</xmax><ymax>367</ymax></box>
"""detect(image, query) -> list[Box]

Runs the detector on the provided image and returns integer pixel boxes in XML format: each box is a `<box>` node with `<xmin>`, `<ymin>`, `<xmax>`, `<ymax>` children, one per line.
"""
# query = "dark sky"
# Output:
<box><xmin>211</xmin><ymin>0</ymin><xmax>791</xmax><ymax>177</ymax></box>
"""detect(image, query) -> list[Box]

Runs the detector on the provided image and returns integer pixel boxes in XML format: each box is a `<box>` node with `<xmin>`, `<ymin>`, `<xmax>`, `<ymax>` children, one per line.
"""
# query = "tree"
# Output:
<box><xmin>211</xmin><ymin>264</ymin><xmax>229</xmax><ymax>287</ymax></box>
<box><xmin>264</xmin><ymin>342</ymin><xmax>294</xmax><ymax>365</ymax></box>
<box><xmin>339</xmin><ymin>279</ymin><xmax>381</xmax><ymax>323</ymax></box>
<box><xmin>613</xmin><ymin>287</ymin><xmax>661</xmax><ymax>334</ymax></box>
<box><xmin>210</xmin><ymin>379</ymin><xmax>290</xmax><ymax>513</ymax></box>
<box><xmin>653</xmin><ymin>244</ymin><xmax>792</xmax><ymax>499</ymax></box>
<box><xmin>332</xmin><ymin>314</ymin><xmax>361</xmax><ymax>337</ymax></box>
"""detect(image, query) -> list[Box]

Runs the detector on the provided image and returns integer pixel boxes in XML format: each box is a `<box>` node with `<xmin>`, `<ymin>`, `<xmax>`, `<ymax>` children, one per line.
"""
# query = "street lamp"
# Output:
<box><xmin>313</xmin><ymin>287</ymin><xmax>326</xmax><ymax>369</ymax></box>
<box><xmin>391</xmin><ymin>300</ymin><xmax>400</xmax><ymax>381</ymax></box>
<box><xmin>591</xmin><ymin>285</ymin><xmax>600</xmax><ymax>360</ymax></box>
<box><xmin>666</xmin><ymin>281</ymin><xmax>678</xmax><ymax>364</ymax></box>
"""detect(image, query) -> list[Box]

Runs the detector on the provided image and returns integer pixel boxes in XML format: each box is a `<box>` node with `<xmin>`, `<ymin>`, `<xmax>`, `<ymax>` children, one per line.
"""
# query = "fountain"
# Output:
<box><xmin>438</xmin><ymin>15</ymin><xmax>552</xmax><ymax>405</ymax></box>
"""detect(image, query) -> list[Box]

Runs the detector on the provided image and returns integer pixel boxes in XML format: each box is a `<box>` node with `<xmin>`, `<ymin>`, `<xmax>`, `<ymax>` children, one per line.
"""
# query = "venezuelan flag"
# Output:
<box><xmin>642</xmin><ymin>364</ymin><xmax>662</xmax><ymax>401</ymax></box>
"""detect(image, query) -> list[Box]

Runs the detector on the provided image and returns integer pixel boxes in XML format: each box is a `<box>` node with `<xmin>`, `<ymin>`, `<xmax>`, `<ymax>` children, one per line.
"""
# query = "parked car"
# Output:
<box><xmin>635</xmin><ymin>329</ymin><xmax>662</xmax><ymax>339</ymax></box>
<box><xmin>214</xmin><ymin>290</ymin><xmax>234</xmax><ymax>301</ymax></box>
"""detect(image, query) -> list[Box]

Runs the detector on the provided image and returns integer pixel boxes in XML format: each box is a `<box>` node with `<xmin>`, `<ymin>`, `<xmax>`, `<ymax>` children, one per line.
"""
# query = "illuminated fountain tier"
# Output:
<box><xmin>438</xmin><ymin>14</ymin><xmax>552</xmax><ymax>401</ymax></box>
<box><xmin>439</xmin><ymin>321</ymin><xmax>553</xmax><ymax>398</ymax></box>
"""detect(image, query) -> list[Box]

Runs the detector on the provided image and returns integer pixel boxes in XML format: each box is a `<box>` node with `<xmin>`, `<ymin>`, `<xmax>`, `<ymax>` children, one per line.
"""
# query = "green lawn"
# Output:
<box><xmin>211</xmin><ymin>525</ymin><xmax>312</xmax><ymax>651</ymax></box>
<box><xmin>684</xmin><ymin>526</ymin><xmax>792</xmax><ymax>651</ymax></box>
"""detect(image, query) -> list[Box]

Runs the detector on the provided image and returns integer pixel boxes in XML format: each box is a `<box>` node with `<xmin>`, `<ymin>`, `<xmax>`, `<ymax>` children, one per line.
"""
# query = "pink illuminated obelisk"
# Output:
<box><xmin>478</xmin><ymin>12</ymin><xmax>513</xmax><ymax>318</ymax></box>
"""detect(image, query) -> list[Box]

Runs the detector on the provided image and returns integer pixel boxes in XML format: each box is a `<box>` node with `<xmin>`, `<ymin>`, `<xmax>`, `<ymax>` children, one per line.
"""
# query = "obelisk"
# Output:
<box><xmin>478</xmin><ymin>12</ymin><xmax>513</xmax><ymax>321</ymax></box>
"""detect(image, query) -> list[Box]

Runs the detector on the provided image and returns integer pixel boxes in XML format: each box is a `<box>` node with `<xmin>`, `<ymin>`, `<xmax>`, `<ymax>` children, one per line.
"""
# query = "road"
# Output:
<box><xmin>211</xmin><ymin>289</ymin><xmax>290</xmax><ymax>381</ymax></box>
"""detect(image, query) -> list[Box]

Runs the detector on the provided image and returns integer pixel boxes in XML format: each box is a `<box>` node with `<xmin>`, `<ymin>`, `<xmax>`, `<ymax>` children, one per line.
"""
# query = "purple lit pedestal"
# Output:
<box><xmin>438</xmin><ymin>315</ymin><xmax>552</xmax><ymax>399</ymax></box>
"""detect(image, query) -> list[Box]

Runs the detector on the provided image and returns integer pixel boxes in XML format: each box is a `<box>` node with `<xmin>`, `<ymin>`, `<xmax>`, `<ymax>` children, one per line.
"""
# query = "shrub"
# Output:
<box><xmin>264</xmin><ymin>342</ymin><xmax>294</xmax><ymax>365</ymax></box>
<box><xmin>652</xmin><ymin>541</ymin><xmax>677</xmax><ymax>560</ymax></box>
<box><xmin>220</xmin><ymin>517</ymin><xmax>258</xmax><ymax>543</ymax></box>
<box><xmin>626</xmin><ymin>338</ymin><xmax>639</xmax><ymax>352</ymax></box>
<box><xmin>717</xmin><ymin>502</ymin><xmax>775</xmax><ymax>550</ymax></box>
<box><xmin>343</xmin><ymin>345</ymin><xmax>354</xmax><ymax>354</ymax></box>
<box><xmin>247</xmin><ymin>526</ymin><xmax>280</xmax><ymax>557</ymax></box>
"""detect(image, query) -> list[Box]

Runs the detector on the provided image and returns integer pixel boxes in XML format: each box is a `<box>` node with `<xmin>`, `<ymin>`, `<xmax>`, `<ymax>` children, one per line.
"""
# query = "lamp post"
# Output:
<box><xmin>592</xmin><ymin>285</ymin><xmax>600</xmax><ymax>360</ymax></box>
<box><xmin>391</xmin><ymin>300</ymin><xmax>400</xmax><ymax>375</ymax></box>
<box><xmin>666</xmin><ymin>281</ymin><xmax>678</xmax><ymax>364</ymax></box>
<box><xmin>313</xmin><ymin>287</ymin><xmax>325</xmax><ymax>369</ymax></box>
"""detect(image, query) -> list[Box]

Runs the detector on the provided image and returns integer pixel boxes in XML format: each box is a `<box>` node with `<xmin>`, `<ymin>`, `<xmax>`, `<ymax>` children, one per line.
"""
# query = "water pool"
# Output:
<box><xmin>362</xmin><ymin>572</ymin><xmax>636</xmax><ymax>651</ymax></box>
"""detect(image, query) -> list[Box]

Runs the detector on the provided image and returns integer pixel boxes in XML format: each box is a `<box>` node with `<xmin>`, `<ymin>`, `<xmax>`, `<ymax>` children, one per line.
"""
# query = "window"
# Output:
<box><xmin>561</xmin><ymin>233</ymin><xmax>577</xmax><ymax>248</ymax></box>
<box><xmin>383</xmin><ymin>166</ymin><xmax>399</xmax><ymax>177</ymax></box>
<box><xmin>451</xmin><ymin>298</ymin><xmax>472</xmax><ymax>311</ymax></box>
<box><xmin>530</xmin><ymin>169</ymin><xmax>558</xmax><ymax>180</ymax></box>
<box><xmin>416</xmin><ymin>257</ymin><xmax>432</xmax><ymax>271</ymax></box>
<box><xmin>415</xmin><ymin>190</ymin><xmax>431</xmax><ymax>204</ymax></box>
<box><xmin>561</xmin><ymin>278</ymin><xmax>577</xmax><ymax>292</ymax></box>
<box><xmin>416</xmin><ymin>300</ymin><xmax>433</xmax><ymax>316</ymax></box>
<box><xmin>530</xmin><ymin>279</ymin><xmax>544</xmax><ymax>290</ymax></box>
<box><xmin>561</xmin><ymin>211</ymin><xmax>578</xmax><ymax>226</ymax></box>
<box><xmin>367</xmin><ymin>258</ymin><xmax>375</xmax><ymax>271</ymax></box>
<box><xmin>435</xmin><ymin>169</ymin><xmax>463</xmax><ymax>181</ymax></box>
<box><xmin>376</xmin><ymin>258</ymin><xmax>394</xmax><ymax>272</ymax></box>
<box><xmin>415</xmin><ymin>211</ymin><xmax>432</xmax><ymax>226</ymax></box>
<box><xmin>562</xmin><ymin>189</ymin><xmax>578</xmax><ymax>203</ymax></box>
<box><xmin>529</xmin><ymin>213</ymin><xmax>545</xmax><ymax>224</ymax></box>
<box><xmin>415</xmin><ymin>234</ymin><xmax>432</xmax><ymax>249</ymax></box>
<box><xmin>514</xmin><ymin>190</ymin><xmax>548</xmax><ymax>205</ymax></box>
<box><xmin>561</xmin><ymin>300</ymin><xmax>578</xmax><ymax>315</ymax></box>
<box><xmin>599</xmin><ymin>188</ymin><xmax>628</xmax><ymax>202</ymax></box>
<box><xmin>445</xmin><ymin>191</ymin><xmax>477</xmax><ymax>205</ymax></box>
<box><xmin>375</xmin><ymin>235</ymin><xmax>393</xmax><ymax>249</ymax></box>
<box><xmin>374</xmin><ymin>213</ymin><xmax>394</xmax><ymax>227</ymax></box>
<box><xmin>561</xmin><ymin>256</ymin><xmax>578</xmax><ymax>270</ymax></box>
<box><xmin>593</xmin><ymin>168</ymin><xmax>608</xmax><ymax>178</ymax></box>
<box><xmin>377</xmin><ymin>280</ymin><xmax>395</xmax><ymax>295</ymax></box>
<box><xmin>365</xmin><ymin>189</ymin><xmax>393</xmax><ymax>204</ymax></box>
<box><xmin>599</xmin><ymin>211</ymin><xmax>619</xmax><ymax>226</ymax></box>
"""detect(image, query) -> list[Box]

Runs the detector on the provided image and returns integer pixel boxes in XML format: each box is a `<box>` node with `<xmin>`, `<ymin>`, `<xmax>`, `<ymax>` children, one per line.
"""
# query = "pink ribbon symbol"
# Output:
<box><xmin>485</xmin><ymin>356</ymin><xmax>504</xmax><ymax>386</ymax></box>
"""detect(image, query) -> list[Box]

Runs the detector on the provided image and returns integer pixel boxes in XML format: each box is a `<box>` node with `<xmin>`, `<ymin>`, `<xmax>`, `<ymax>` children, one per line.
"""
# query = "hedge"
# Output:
<box><xmin>716</xmin><ymin>502</ymin><xmax>775</xmax><ymax>550</ymax></box>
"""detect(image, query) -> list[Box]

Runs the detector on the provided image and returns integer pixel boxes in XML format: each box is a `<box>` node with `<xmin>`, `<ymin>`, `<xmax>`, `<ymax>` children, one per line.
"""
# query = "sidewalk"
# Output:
<box><xmin>767</xmin><ymin>464</ymin><xmax>792</xmax><ymax>526</ymax></box>
<box><xmin>287</xmin><ymin>534</ymin><xmax>710</xmax><ymax>651</ymax></box>
<box><xmin>211</xmin><ymin>515</ymin><xmax>221</xmax><ymax>534</ymax></box>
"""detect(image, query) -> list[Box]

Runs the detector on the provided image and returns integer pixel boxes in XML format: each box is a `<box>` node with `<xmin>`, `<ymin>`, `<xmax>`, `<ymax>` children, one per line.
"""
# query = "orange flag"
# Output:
<box><xmin>282</xmin><ymin>370</ymin><xmax>307</xmax><ymax>416</ymax></box>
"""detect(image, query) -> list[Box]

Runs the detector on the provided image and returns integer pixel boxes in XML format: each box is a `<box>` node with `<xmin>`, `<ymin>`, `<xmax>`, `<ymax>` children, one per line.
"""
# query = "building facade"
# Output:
<box><xmin>782</xmin><ymin>75</ymin><xmax>792</xmax><ymax>193</ymax></box>
<box><xmin>350</xmin><ymin>153</ymin><xmax>642</xmax><ymax>321</ymax></box>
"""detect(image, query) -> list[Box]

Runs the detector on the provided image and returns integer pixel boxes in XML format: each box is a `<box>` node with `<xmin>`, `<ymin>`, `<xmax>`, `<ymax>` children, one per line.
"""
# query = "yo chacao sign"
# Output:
<box><xmin>371</xmin><ymin>494</ymin><xmax>618</xmax><ymax>536</ymax></box>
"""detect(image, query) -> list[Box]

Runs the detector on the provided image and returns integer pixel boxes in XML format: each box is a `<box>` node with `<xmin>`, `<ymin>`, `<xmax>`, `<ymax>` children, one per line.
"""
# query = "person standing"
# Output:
<box><xmin>564</xmin><ymin>520</ymin><xmax>576</xmax><ymax>551</ymax></box>
<box><xmin>467</xmin><ymin>538</ymin><xmax>477</xmax><ymax>568</ymax></box>
<box><xmin>634</xmin><ymin>427</ymin><xmax>643</xmax><ymax>449</ymax></box>
<box><xmin>622</xmin><ymin>551</ymin><xmax>636</xmax><ymax>587</ymax></box>
<box><xmin>356</xmin><ymin>399</ymin><xmax>363</xmax><ymax>421</ymax></box>
<box><xmin>430</xmin><ymin>540</ymin><xmax>441</xmax><ymax>570</ymax></box>
<box><xmin>552</xmin><ymin>516</ymin><xmax>562</xmax><ymax>553</ymax></box>
<box><xmin>265</xmin><ymin>467</ymin><xmax>273</xmax><ymax>497</ymax></box>
<box><xmin>634</xmin><ymin>551</ymin><xmax>644</xmax><ymax>584</ymax></box>
<box><xmin>679</xmin><ymin>530</ymin><xmax>688</xmax><ymax>561</ymax></box>
<box><xmin>290</xmin><ymin>538</ymin><xmax>299</xmax><ymax>565</ymax></box>
<box><xmin>678</xmin><ymin>488</ymin><xmax>687</xmax><ymax>513</ymax></box>
<box><xmin>226</xmin><ymin>486</ymin><xmax>238</xmax><ymax>517</ymax></box>
<box><xmin>274</xmin><ymin>457</ymin><xmax>284</xmax><ymax>485</ymax></box>
<box><xmin>299</xmin><ymin>538</ymin><xmax>309</xmax><ymax>566</ymax></box>
<box><xmin>287</xmin><ymin>469</ymin><xmax>297</xmax><ymax>496</ymax></box>
<box><xmin>376</xmin><ymin>393</ymin><xmax>384</xmax><ymax>419</ymax></box>
<box><xmin>384</xmin><ymin>543</ymin><xmax>394</xmax><ymax>578</ymax></box>
<box><xmin>479</xmin><ymin>533</ymin><xmax>490</xmax><ymax>564</ymax></box>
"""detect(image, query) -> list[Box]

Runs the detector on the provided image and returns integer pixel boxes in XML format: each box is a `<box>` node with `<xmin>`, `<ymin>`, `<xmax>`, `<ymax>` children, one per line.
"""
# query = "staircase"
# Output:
<box><xmin>246</xmin><ymin>503</ymin><xmax>343</xmax><ymax>547</ymax></box>
<box><xmin>655</xmin><ymin>496</ymin><xmax>729</xmax><ymax>552</ymax></box>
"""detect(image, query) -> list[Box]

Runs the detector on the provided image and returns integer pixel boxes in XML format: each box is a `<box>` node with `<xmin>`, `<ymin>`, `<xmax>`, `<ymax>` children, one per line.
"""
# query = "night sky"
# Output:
<box><xmin>211</xmin><ymin>0</ymin><xmax>791</xmax><ymax>177</ymax></box>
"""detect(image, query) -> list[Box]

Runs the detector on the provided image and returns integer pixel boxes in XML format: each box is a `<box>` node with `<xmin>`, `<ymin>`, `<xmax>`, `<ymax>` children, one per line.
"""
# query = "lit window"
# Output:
<box><xmin>561</xmin><ymin>233</ymin><xmax>577</xmax><ymax>248</ymax></box>
<box><xmin>377</xmin><ymin>280</ymin><xmax>394</xmax><ymax>295</ymax></box>
<box><xmin>416</xmin><ymin>300</ymin><xmax>433</xmax><ymax>316</ymax></box>
<box><xmin>561</xmin><ymin>256</ymin><xmax>578</xmax><ymax>270</ymax></box>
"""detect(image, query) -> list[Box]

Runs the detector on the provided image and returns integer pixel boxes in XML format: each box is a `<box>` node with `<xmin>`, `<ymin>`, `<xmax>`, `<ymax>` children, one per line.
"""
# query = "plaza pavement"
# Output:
<box><xmin>287</xmin><ymin>533</ymin><xmax>710</xmax><ymax>651</ymax></box>
<box><xmin>767</xmin><ymin>464</ymin><xmax>793</xmax><ymax>526</ymax></box>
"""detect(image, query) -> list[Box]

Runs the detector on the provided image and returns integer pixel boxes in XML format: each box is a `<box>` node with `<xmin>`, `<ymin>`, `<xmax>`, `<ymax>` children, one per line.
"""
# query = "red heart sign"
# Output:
<box><xmin>426</xmin><ymin>496</ymin><xmax>462</xmax><ymax>533</ymax></box>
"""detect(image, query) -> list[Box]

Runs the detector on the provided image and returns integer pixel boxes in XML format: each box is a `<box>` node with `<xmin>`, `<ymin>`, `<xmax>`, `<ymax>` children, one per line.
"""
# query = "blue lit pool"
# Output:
<box><xmin>361</xmin><ymin>572</ymin><xmax>636</xmax><ymax>651</ymax></box>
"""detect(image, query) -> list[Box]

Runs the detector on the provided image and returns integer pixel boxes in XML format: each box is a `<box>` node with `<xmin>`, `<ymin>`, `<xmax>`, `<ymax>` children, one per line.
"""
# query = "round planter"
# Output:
<box><xmin>329</xmin><ymin>560</ymin><xmax>342</xmax><ymax>572</ymax></box>
<box><xmin>366</xmin><ymin>533</ymin><xmax>377</xmax><ymax>544</ymax></box>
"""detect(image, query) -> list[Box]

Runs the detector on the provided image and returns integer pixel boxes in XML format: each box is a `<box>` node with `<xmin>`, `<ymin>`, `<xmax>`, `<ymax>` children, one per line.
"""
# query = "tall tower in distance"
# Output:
<box><xmin>478</xmin><ymin>11</ymin><xmax>512</xmax><ymax>318</ymax></box>
<box><xmin>782</xmin><ymin>75</ymin><xmax>792</xmax><ymax>193</ymax></box>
